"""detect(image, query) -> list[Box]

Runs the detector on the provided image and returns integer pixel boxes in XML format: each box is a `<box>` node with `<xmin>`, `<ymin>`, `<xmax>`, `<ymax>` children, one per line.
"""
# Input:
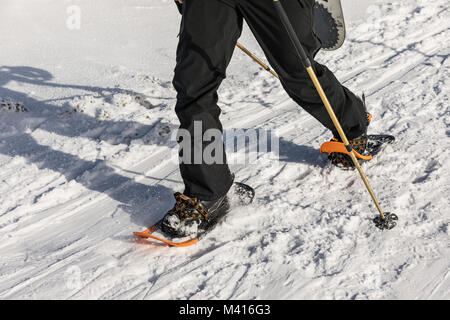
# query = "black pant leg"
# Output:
<box><xmin>173</xmin><ymin>0</ymin><xmax>242</xmax><ymax>200</ymax></box>
<box><xmin>238</xmin><ymin>0</ymin><xmax>367</xmax><ymax>139</ymax></box>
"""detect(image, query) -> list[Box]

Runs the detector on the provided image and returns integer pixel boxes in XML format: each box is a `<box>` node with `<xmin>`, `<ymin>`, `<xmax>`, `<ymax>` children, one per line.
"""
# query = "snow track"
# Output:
<box><xmin>0</xmin><ymin>0</ymin><xmax>449</xmax><ymax>299</ymax></box>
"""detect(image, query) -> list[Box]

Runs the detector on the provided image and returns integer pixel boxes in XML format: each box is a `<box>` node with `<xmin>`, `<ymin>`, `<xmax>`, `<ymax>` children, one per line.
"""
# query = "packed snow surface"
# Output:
<box><xmin>0</xmin><ymin>0</ymin><xmax>449</xmax><ymax>299</ymax></box>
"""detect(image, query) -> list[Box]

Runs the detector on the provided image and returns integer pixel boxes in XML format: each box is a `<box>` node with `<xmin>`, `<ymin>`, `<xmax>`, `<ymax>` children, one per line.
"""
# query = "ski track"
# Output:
<box><xmin>0</xmin><ymin>0</ymin><xmax>449</xmax><ymax>299</ymax></box>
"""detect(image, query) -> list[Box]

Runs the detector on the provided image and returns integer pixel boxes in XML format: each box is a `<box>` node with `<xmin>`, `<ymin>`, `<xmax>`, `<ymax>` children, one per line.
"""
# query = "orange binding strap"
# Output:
<box><xmin>133</xmin><ymin>225</ymin><xmax>199</xmax><ymax>247</ymax></box>
<box><xmin>320</xmin><ymin>140</ymin><xmax>373</xmax><ymax>161</ymax></box>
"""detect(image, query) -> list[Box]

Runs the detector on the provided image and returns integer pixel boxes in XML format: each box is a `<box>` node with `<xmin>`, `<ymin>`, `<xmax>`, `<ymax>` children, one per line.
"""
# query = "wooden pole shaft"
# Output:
<box><xmin>236</xmin><ymin>42</ymin><xmax>279</xmax><ymax>79</ymax></box>
<box><xmin>306</xmin><ymin>67</ymin><xmax>386</xmax><ymax>220</ymax></box>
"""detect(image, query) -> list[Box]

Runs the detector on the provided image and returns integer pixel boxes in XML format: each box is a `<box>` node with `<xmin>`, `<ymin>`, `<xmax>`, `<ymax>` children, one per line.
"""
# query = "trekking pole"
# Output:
<box><xmin>236</xmin><ymin>42</ymin><xmax>279</xmax><ymax>79</ymax></box>
<box><xmin>273</xmin><ymin>0</ymin><xmax>397</xmax><ymax>230</ymax></box>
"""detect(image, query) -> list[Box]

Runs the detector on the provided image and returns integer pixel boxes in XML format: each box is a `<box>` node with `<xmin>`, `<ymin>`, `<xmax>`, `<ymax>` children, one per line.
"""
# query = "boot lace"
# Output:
<box><xmin>168</xmin><ymin>192</ymin><xmax>209</xmax><ymax>220</ymax></box>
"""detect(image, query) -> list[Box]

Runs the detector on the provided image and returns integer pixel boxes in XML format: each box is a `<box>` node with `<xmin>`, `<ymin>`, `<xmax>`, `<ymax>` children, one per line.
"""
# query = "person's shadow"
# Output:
<box><xmin>0</xmin><ymin>66</ymin><xmax>175</xmax><ymax>229</ymax></box>
<box><xmin>225</xmin><ymin>128</ymin><xmax>323</xmax><ymax>166</ymax></box>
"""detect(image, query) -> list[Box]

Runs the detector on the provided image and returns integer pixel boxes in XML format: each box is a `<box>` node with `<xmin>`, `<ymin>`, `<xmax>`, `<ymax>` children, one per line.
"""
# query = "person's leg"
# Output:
<box><xmin>173</xmin><ymin>0</ymin><xmax>243</xmax><ymax>201</ymax></box>
<box><xmin>238</xmin><ymin>0</ymin><xmax>367</xmax><ymax>139</ymax></box>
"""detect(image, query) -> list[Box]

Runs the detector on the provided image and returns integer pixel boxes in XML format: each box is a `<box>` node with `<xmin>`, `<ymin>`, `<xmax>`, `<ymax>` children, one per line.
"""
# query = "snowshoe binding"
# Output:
<box><xmin>133</xmin><ymin>181</ymin><xmax>255</xmax><ymax>247</ymax></box>
<box><xmin>321</xmin><ymin>132</ymin><xmax>395</xmax><ymax>169</ymax></box>
<box><xmin>321</xmin><ymin>97</ymin><xmax>395</xmax><ymax>168</ymax></box>
<box><xmin>321</xmin><ymin>124</ymin><xmax>395</xmax><ymax>169</ymax></box>
<box><xmin>160</xmin><ymin>192</ymin><xmax>230</xmax><ymax>239</ymax></box>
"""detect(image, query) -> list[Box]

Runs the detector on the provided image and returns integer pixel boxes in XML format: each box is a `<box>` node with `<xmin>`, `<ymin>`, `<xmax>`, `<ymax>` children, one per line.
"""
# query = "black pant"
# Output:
<box><xmin>173</xmin><ymin>0</ymin><xmax>367</xmax><ymax>201</ymax></box>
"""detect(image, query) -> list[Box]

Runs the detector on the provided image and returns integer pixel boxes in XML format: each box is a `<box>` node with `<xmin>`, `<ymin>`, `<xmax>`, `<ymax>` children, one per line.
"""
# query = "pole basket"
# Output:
<box><xmin>373</xmin><ymin>213</ymin><xmax>399</xmax><ymax>230</ymax></box>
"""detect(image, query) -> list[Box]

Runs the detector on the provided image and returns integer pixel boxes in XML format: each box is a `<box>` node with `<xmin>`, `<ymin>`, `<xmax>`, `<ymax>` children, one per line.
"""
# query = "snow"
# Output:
<box><xmin>0</xmin><ymin>0</ymin><xmax>449</xmax><ymax>300</ymax></box>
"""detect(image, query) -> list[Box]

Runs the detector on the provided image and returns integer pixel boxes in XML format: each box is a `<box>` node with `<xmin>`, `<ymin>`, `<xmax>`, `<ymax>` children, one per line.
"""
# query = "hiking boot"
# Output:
<box><xmin>328</xmin><ymin>133</ymin><xmax>368</xmax><ymax>168</ymax></box>
<box><xmin>327</xmin><ymin>105</ymin><xmax>371</xmax><ymax>168</ymax></box>
<box><xmin>160</xmin><ymin>192</ymin><xmax>230</xmax><ymax>238</ymax></box>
